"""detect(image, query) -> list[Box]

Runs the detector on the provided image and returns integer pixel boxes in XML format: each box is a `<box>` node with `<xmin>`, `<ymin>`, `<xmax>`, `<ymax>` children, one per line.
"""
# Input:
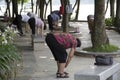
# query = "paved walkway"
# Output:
<box><xmin>14</xmin><ymin>22</ymin><xmax>120</xmax><ymax>80</ymax></box>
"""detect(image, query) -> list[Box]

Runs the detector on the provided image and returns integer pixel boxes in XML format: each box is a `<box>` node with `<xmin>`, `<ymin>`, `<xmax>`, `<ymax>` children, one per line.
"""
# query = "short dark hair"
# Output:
<box><xmin>76</xmin><ymin>38</ymin><xmax>81</xmax><ymax>47</ymax></box>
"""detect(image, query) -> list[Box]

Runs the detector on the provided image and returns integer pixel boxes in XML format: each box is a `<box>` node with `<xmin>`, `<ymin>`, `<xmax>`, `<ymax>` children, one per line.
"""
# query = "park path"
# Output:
<box><xmin>14</xmin><ymin>22</ymin><xmax>120</xmax><ymax>80</ymax></box>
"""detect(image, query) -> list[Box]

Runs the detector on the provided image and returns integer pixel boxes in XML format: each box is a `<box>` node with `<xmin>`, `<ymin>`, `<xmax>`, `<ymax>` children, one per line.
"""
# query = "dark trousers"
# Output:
<box><xmin>28</xmin><ymin>18</ymin><xmax>35</xmax><ymax>35</ymax></box>
<box><xmin>45</xmin><ymin>33</ymin><xmax>67</xmax><ymax>63</ymax></box>
<box><xmin>13</xmin><ymin>15</ymin><xmax>23</xmax><ymax>35</ymax></box>
<box><xmin>47</xmin><ymin>15</ymin><xmax>53</xmax><ymax>31</ymax></box>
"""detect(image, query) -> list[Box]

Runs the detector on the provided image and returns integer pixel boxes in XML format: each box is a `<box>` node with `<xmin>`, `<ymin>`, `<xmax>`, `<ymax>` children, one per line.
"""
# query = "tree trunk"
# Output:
<box><xmin>110</xmin><ymin>0</ymin><xmax>115</xmax><ymax>18</ymax></box>
<box><xmin>116</xmin><ymin>0</ymin><xmax>120</xmax><ymax>19</ymax></box>
<box><xmin>104</xmin><ymin>0</ymin><xmax>109</xmax><ymax>14</ymax></box>
<box><xmin>35</xmin><ymin>0</ymin><xmax>38</xmax><ymax>14</ymax></box>
<box><xmin>44</xmin><ymin>1</ymin><xmax>50</xmax><ymax>19</ymax></box>
<box><xmin>5</xmin><ymin>0</ymin><xmax>11</xmax><ymax>17</ymax></box>
<box><xmin>50</xmin><ymin>0</ymin><xmax>52</xmax><ymax>13</ymax></box>
<box><xmin>114</xmin><ymin>0</ymin><xmax>120</xmax><ymax>32</ymax></box>
<box><xmin>31</xmin><ymin>0</ymin><xmax>34</xmax><ymax>12</ymax></box>
<box><xmin>60</xmin><ymin>0</ymin><xmax>64</xmax><ymax>5</ymax></box>
<box><xmin>62</xmin><ymin>0</ymin><xmax>69</xmax><ymax>32</ymax></box>
<box><xmin>39</xmin><ymin>0</ymin><xmax>45</xmax><ymax>20</ymax></box>
<box><xmin>20</xmin><ymin>0</ymin><xmax>24</xmax><ymax>14</ymax></box>
<box><xmin>73</xmin><ymin>0</ymin><xmax>78</xmax><ymax>11</ymax></box>
<box><xmin>75</xmin><ymin>0</ymin><xmax>80</xmax><ymax>20</ymax></box>
<box><xmin>91</xmin><ymin>0</ymin><xmax>109</xmax><ymax>48</ymax></box>
<box><xmin>12</xmin><ymin>0</ymin><xmax>18</xmax><ymax>18</ymax></box>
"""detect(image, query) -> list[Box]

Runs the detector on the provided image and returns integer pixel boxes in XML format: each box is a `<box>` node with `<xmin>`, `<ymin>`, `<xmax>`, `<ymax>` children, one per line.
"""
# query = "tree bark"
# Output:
<box><xmin>12</xmin><ymin>0</ymin><xmax>18</xmax><ymax>18</ymax></box>
<box><xmin>44</xmin><ymin>0</ymin><xmax>50</xmax><ymax>19</ymax></box>
<box><xmin>20</xmin><ymin>0</ymin><xmax>24</xmax><ymax>14</ymax></box>
<box><xmin>91</xmin><ymin>0</ymin><xmax>109</xmax><ymax>48</ymax></box>
<box><xmin>39</xmin><ymin>0</ymin><xmax>45</xmax><ymax>20</ymax></box>
<box><xmin>60</xmin><ymin>0</ymin><xmax>64</xmax><ymax>5</ymax></box>
<box><xmin>110</xmin><ymin>0</ymin><xmax>115</xmax><ymax>18</ymax></box>
<box><xmin>50</xmin><ymin>0</ymin><xmax>52</xmax><ymax>13</ymax></box>
<box><xmin>5</xmin><ymin>0</ymin><xmax>11</xmax><ymax>17</ymax></box>
<box><xmin>104</xmin><ymin>0</ymin><xmax>109</xmax><ymax>14</ymax></box>
<box><xmin>31</xmin><ymin>0</ymin><xmax>34</xmax><ymax>12</ymax></box>
<box><xmin>62</xmin><ymin>0</ymin><xmax>69</xmax><ymax>32</ymax></box>
<box><xmin>115</xmin><ymin>0</ymin><xmax>120</xmax><ymax>17</ymax></box>
<box><xmin>75</xmin><ymin>0</ymin><xmax>80</xmax><ymax>20</ymax></box>
<box><xmin>114</xmin><ymin>0</ymin><xmax>120</xmax><ymax>31</ymax></box>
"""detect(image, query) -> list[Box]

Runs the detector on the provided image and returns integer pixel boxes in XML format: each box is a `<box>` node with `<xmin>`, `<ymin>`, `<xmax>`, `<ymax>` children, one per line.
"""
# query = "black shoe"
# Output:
<box><xmin>56</xmin><ymin>73</ymin><xmax>69</xmax><ymax>78</ymax></box>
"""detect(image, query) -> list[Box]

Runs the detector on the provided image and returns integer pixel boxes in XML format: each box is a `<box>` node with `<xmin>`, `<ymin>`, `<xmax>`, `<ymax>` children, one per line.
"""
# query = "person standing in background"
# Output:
<box><xmin>87</xmin><ymin>15</ymin><xmax>94</xmax><ymax>33</ymax></box>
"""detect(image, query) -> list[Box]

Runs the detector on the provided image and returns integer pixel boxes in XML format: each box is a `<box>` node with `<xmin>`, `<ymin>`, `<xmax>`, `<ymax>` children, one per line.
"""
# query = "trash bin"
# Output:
<box><xmin>87</xmin><ymin>15</ymin><xmax>94</xmax><ymax>33</ymax></box>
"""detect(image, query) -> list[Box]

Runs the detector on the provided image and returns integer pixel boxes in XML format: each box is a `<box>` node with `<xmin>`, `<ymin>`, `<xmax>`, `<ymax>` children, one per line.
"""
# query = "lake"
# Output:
<box><xmin>0</xmin><ymin>0</ymin><xmax>112</xmax><ymax>20</ymax></box>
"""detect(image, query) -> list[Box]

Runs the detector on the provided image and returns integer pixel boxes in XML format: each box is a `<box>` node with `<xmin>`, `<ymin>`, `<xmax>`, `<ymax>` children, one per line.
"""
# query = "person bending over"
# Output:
<box><xmin>27</xmin><ymin>13</ymin><xmax>44</xmax><ymax>37</ymax></box>
<box><xmin>11</xmin><ymin>14</ymin><xmax>30</xmax><ymax>36</ymax></box>
<box><xmin>47</xmin><ymin>10</ymin><xmax>62</xmax><ymax>31</ymax></box>
<box><xmin>45</xmin><ymin>24</ymin><xmax>81</xmax><ymax>78</ymax></box>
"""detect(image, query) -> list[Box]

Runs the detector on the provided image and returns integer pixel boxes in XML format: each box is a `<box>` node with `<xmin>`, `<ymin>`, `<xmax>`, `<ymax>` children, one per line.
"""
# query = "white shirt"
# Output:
<box><xmin>21</xmin><ymin>15</ymin><xmax>30</xmax><ymax>22</ymax></box>
<box><xmin>35</xmin><ymin>17</ymin><xmax>44</xmax><ymax>27</ymax></box>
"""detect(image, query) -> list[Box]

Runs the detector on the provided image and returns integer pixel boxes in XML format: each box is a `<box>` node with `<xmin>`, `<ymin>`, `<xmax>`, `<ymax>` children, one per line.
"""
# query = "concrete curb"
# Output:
<box><xmin>75</xmin><ymin>49</ymin><xmax>120</xmax><ymax>57</ymax></box>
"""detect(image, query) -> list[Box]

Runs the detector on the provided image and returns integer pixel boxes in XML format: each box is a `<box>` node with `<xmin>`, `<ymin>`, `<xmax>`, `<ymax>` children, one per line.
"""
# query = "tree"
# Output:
<box><xmin>74</xmin><ymin>0</ymin><xmax>80</xmax><ymax>20</ymax></box>
<box><xmin>104</xmin><ymin>0</ymin><xmax>115</xmax><ymax>25</ymax></box>
<box><xmin>62</xmin><ymin>0</ymin><xmax>69</xmax><ymax>32</ymax></box>
<box><xmin>39</xmin><ymin>0</ymin><xmax>45</xmax><ymax>20</ymax></box>
<box><xmin>31</xmin><ymin>0</ymin><xmax>34</xmax><ymax>12</ymax></box>
<box><xmin>91</xmin><ymin>0</ymin><xmax>109</xmax><ymax>48</ymax></box>
<box><xmin>12</xmin><ymin>0</ymin><xmax>18</xmax><ymax>18</ymax></box>
<box><xmin>104</xmin><ymin>0</ymin><xmax>109</xmax><ymax>14</ymax></box>
<box><xmin>44</xmin><ymin>0</ymin><xmax>51</xmax><ymax>19</ymax></box>
<box><xmin>5</xmin><ymin>0</ymin><xmax>11</xmax><ymax>18</ymax></box>
<box><xmin>35</xmin><ymin>0</ymin><xmax>40</xmax><ymax>14</ymax></box>
<box><xmin>114</xmin><ymin>0</ymin><xmax>120</xmax><ymax>32</ymax></box>
<box><xmin>110</xmin><ymin>0</ymin><xmax>115</xmax><ymax>18</ymax></box>
<box><xmin>49</xmin><ymin>0</ymin><xmax>52</xmax><ymax>13</ymax></box>
<box><xmin>20</xmin><ymin>0</ymin><xmax>24</xmax><ymax>14</ymax></box>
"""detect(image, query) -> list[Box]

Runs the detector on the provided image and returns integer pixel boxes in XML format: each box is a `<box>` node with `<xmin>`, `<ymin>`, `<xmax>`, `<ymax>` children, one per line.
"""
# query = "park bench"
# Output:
<box><xmin>74</xmin><ymin>62</ymin><xmax>120</xmax><ymax>80</ymax></box>
<box><xmin>31</xmin><ymin>35</ymin><xmax>45</xmax><ymax>51</ymax></box>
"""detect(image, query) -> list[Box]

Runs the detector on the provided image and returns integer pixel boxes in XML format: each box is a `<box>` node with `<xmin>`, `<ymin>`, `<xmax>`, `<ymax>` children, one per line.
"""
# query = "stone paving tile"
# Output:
<box><xmin>15</xmin><ymin>22</ymin><xmax>120</xmax><ymax>80</ymax></box>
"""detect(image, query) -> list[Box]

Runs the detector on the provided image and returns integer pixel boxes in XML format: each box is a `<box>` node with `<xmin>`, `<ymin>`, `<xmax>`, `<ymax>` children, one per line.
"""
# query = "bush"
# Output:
<box><xmin>105</xmin><ymin>18</ymin><xmax>114</xmax><ymax>26</ymax></box>
<box><xmin>0</xmin><ymin>26</ymin><xmax>21</xmax><ymax>80</ymax></box>
<box><xmin>0</xmin><ymin>44</ymin><xmax>21</xmax><ymax>80</ymax></box>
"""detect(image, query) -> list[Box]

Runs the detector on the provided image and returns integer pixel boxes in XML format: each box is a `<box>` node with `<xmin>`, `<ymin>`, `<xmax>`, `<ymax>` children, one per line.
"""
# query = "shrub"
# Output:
<box><xmin>105</xmin><ymin>18</ymin><xmax>114</xmax><ymax>26</ymax></box>
<box><xmin>0</xmin><ymin>44</ymin><xmax>21</xmax><ymax>80</ymax></box>
<box><xmin>0</xmin><ymin>25</ymin><xmax>21</xmax><ymax>80</ymax></box>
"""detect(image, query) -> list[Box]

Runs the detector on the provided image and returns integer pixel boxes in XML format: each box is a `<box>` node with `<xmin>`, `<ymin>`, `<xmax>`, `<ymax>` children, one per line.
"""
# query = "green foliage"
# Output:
<box><xmin>18</xmin><ymin>0</ymin><xmax>29</xmax><ymax>3</ymax></box>
<box><xmin>0</xmin><ymin>24</ymin><xmax>6</xmax><ymax>32</ymax></box>
<box><xmin>83</xmin><ymin>44</ymin><xmax>119</xmax><ymax>52</ymax></box>
<box><xmin>0</xmin><ymin>44</ymin><xmax>21</xmax><ymax>80</ymax></box>
<box><xmin>0</xmin><ymin>27</ymin><xmax>15</xmax><ymax>45</ymax></box>
<box><xmin>0</xmin><ymin>25</ymin><xmax>21</xmax><ymax>80</ymax></box>
<box><xmin>105</xmin><ymin>18</ymin><xmax>114</xmax><ymax>26</ymax></box>
<box><xmin>114</xmin><ymin>17</ymin><xmax>120</xmax><ymax>28</ymax></box>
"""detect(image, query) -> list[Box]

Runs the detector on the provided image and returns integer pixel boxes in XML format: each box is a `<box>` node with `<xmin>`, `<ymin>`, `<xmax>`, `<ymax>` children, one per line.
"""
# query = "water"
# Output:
<box><xmin>0</xmin><ymin>0</ymin><xmax>112</xmax><ymax>20</ymax></box>
<box><xmin>48</xmin><ymin>0</ymin><xmax>111</xmax><ymax>20</ymax></box>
